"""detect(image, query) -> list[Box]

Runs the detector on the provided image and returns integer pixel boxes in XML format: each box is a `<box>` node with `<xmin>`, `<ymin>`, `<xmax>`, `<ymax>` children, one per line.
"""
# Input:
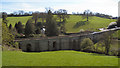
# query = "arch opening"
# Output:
<box><xmin>26</xmin><ymin>44</ymin><xmax>32</xmax><ymax>52</ymax></box>
<box><xmin>53</xmin><ymin>41</ymin><xmax>57</xmax><ymax>50</ymax></box>
<box><xmin>18</xmin><ymin>43</ymin><xmax>21</xmax><ymax>49</ymax></box>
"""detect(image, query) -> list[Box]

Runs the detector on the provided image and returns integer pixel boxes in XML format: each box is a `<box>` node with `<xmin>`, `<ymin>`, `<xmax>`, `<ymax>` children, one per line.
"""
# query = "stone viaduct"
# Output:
<box><xmin>15</xmin><ymin>28</ymin><xmax>120</xmax><ymax>52</ymax></box>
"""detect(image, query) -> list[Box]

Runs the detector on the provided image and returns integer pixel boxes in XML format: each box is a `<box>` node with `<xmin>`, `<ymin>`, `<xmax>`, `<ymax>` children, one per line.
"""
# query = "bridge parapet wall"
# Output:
<box><xmin>18</xmin><ymin>28</ymin><xmax>119</xmax><ymax>52</ymax></box>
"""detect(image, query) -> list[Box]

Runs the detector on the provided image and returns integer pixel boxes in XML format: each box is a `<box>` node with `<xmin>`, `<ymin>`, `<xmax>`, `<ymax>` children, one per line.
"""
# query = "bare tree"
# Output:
<box><xmin>100</xmin><ymin>32</ymin><xmax>113</xmax><ymax>55</ymax></box>
<box><xmin>18</xmin><ymin>10</ymin><xmax>24</xmax><ymax>15</ymax></box>
<box><xmin>82</xmin><ymin>10</ymin><xmax>92</xmax><ymax>21</ymax></box>
<box><xmin>13</xmin><ymin>11</ymin><xmax>18</xmax><ymax>15</ymax></box>
<box><xmin>45</xmin><ymin>7</ymin><xmax>54</xmax><ymax>13</ymax></box>
<box><xmin>55</xmin><ymin>9</ymin><xmax>69</xmax><ymax>22</ymax></box>
<box><xmin>32</xmin><ymin>12</ymin><xmax>39</xmax><ymax>25</ymax></box>
<box><xmin>29</xmin><ymin>11</ymin><xmax>33</xmax><ymax>15</ymax></box>
<box><xmin>39</xmin><ymin>12</ymin><xmax>47</xmax><ymax>23</ymax></box>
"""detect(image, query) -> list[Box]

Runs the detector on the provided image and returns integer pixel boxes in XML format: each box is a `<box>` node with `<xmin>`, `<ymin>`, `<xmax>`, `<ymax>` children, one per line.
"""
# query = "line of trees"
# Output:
<box><xmin>8</xmin><ymin>10</ymin><xmax>33</xmax><ymax>17</ymax></box>
<box><xmin>3</xmin><ymin>9</ymin><xmax>69</xmax><ymax>38</ymax></box>
<box><xmin>2</xmin><ymin>12</ymin><xmax>14</xmax><ymax>46</ymax></box>
<box><xmin>3</xmin><ymin>8</ymin><xmax>114</xmax><ymax>19</ymax></box>
<box><xmin>72</xmin><ymin>10</ymin><xmax>113</xmax><ymax>19</ymax></box>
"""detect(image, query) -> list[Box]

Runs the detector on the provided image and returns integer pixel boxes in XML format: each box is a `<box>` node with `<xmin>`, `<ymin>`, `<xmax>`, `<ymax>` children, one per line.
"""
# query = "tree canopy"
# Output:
<box><xmin>2</xmin><ymin>12</ymin><xmax>8</xmax><ymax>25</ymax></box>
<box><xmin>25</xmin><ymin>19</ymin><xmax>35</xmax><ymax>37</ymax></box>
<box><xmin>82</xmin><ymin>10</ymin><xmax>92</xmax><ymax>21</ymax></box>
<box><xmin>2</xmin><ymin>23</ymin><xmax>14</xmax><ymax>45</ymax></box>
<box><xmin>45</xmin><ymin>10</ymin><xmax>59</xmax><ymax>36</ymax></box>
<box><xmin>16</xmin><ymin>21</ymin><xmax>24</xmax><ymax>34</ymax></box>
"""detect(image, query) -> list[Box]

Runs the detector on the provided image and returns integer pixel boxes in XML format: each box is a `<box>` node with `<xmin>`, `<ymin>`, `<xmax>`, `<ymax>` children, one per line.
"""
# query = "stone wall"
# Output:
<box><xmin>18</xmin><ymin>28</ymin><xmax>119</xmax><ymax>52</ymax></box>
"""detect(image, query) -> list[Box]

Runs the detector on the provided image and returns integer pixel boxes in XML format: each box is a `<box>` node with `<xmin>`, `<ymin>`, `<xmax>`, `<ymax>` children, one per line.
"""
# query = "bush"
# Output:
<box><xmin>109</xmin><ymin>49</ymin><xmax>118</xmax><ymax>56</ymax></box>
<box><xmin>80</xmin><ymin>38</ymin><xmax>94</xmax><ymax>51</ymax></box>
<box><xmin>12</xmin><ymin>42</ymin><xmax>19</xmax><ymax>48</ymax></box>
<box><xmin>94</xmin><ymin>41</ymin><xmax>105</xmax><ymax>53</ymax></box>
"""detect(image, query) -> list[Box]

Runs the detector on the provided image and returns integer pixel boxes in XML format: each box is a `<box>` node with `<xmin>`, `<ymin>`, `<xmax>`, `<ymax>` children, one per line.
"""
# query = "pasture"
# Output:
<box><xmin>7</xmin><ymin>15</ymin><xmax>117</xmax><ymax>33</ymax></box>
<box><xmin>65</xmin><ymin>15</ymin><xmax>116</xmax><ymax>33</ymax></box>
<box><xmin>7</xmin><ymin>16</ymin><xmax>32</xmax><ymax>27</ymax></box>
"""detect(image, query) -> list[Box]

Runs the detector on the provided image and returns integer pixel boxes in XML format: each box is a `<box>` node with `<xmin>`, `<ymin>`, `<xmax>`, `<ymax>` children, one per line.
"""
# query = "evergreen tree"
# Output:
<box><xmin>2</xmin><ymin>12</ymin><xmax>8</xmax><ymax>25</ymax></box>
<box><xmin>15</xmin><ymin>23</ymin><xmax>18</xmax><ymax>31</ymax></box>
<box><xmin>36</xmin><ymin>22</ymin><xmax>43</xmax><ymax>29</ymax></box>
<box><xmin>25</xmin><ymin>19</ymin><xmax>35</xmax><ymax>37</ymax></box>
<box><xmin>2</xmin><ymin>23</ymin><xmax>14</xmax><ymax>45</ymax></box>
<box><xmin>9</xmin><ymin>24</ymin><xmax>12</xmax><ymax>30</ymax></box>
<box><xmin>45</xmin><ymin>10</ymin><xmax>59</xmax><ymax>36</ymax></box>
<box><xmin>17</xmin><ymin>21</ymin><xmax>24</xmax><ymax>33</ymax></box>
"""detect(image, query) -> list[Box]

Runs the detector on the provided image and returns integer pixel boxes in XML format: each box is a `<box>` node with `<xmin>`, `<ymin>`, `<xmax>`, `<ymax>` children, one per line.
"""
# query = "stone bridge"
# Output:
<box><xmin>15</xmin><ymin>28</ymin><xmax>120</xmax><ymax>52</ymax></box>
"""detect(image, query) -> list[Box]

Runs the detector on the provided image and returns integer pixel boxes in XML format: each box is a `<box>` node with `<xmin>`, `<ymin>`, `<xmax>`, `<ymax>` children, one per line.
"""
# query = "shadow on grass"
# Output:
<box><xmin>73</xmin><ymin>21</ymin><xmax>87</xmax><ymax>28</ymax></box>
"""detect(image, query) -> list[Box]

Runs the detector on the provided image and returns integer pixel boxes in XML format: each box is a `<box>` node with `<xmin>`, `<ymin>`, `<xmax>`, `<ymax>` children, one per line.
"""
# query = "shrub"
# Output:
<box><xmin>94</xmin><ymin>41</ymin><xmax>105</xmax><ymax>53</ymax></box>
<box><xmin>80</xmin><ymin>38</ymin><xmax>94</xmax><ymax>51</ymax></box>
<box><xmin>110</xmin><ymin>49</ymin><xmax>118</xmax><ymax>56</ymax></box>
<box><xmin>12</xmin><ymin>42</ymin><xmax>19</xmax><ymax>48</ymax></box>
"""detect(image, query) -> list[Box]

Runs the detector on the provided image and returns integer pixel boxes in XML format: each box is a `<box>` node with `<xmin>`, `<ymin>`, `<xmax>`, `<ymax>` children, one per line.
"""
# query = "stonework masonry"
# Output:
<box><xmin>16</xmin><ymin>28</ymin><xmax>120</xmax><ymax>52</ymax></box>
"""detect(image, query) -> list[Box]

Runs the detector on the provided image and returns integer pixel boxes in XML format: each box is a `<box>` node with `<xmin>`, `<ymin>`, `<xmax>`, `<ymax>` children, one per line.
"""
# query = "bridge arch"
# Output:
<box><xmin>53</xmin><ymin>41</ymin><xmax>57</xmax><ymax>50</ymax></box>
<box><xmin>26</xmin><ymin>44</ymin><xmax>32</xmax><ymax>52</ymax></box>
<box><xmin>18</xmin><ymin>43</ymin><xmax>21</xmax><ymax>49</ymax></box>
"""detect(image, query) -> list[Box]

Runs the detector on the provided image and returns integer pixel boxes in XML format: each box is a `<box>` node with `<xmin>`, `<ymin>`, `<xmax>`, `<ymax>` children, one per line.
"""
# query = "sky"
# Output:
<box><xmin>0</xmin><ymin>0</ymin><xmax>120</xmax><ymax>17</ymax></box>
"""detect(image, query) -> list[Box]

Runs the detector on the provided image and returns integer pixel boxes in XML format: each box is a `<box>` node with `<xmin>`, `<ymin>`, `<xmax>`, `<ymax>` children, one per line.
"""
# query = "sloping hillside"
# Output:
<box><xmin>65</xmin><ymin>15</ymin><xmax>116</xmax><ymax>33</ymax></box>
<box><xmin>7</xmin><ymin>16</ymin><xmax>32</xmax><ymax>27</ymax></box>
<box><xmin>7</xmin><ymin>15</ymin><xmax>116</xmax><ymax>33</ymax></box>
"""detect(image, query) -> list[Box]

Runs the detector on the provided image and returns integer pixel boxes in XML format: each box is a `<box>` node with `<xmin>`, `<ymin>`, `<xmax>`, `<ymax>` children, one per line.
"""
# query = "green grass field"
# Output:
<box><xmin>2</xmin><ymin>50</ymin><xmax>118</xmax><ymax>66</ymax></box>
<box><xmin>7</xmin><ymin>16</ymin><xmax>32</xmax><ymax>27</ymax></box>
<box><xmin>7</xmin><ymin>15</ymin><xmax>116</xmax><ymax>33</ymax></box>
<box><xmin>65</xmin><ymin>15</ymin><xmax>116</xmax><ymax>33</ymax></box>
<box><xmin>4</xmin><ymin>15</ymin><xmax>119</xmax><ymax>67</ymax></box>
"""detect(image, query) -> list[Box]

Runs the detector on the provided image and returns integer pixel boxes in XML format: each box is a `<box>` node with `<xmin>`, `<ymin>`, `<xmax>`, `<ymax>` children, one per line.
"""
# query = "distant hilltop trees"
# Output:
<box><xmin>72</xmin><ymin>10</ymin><xmax>115</xmax><ymax>19</ymax></box>
<box><xmin>7</xmin><ymin>10</ymin><xmax>33</xmax><ymax>17</ymax></box>
<box><xmin>1</xmin><ymin>8</ymin><xmax>117</xmax><ymax>19</ymax></box>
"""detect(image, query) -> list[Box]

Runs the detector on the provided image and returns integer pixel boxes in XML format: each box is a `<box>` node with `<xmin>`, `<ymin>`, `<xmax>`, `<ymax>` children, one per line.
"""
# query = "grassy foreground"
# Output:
<box><xmin>2</xmin><ymin>50</ymin><xmax>118</xmax><ymax>66</ymax></box>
